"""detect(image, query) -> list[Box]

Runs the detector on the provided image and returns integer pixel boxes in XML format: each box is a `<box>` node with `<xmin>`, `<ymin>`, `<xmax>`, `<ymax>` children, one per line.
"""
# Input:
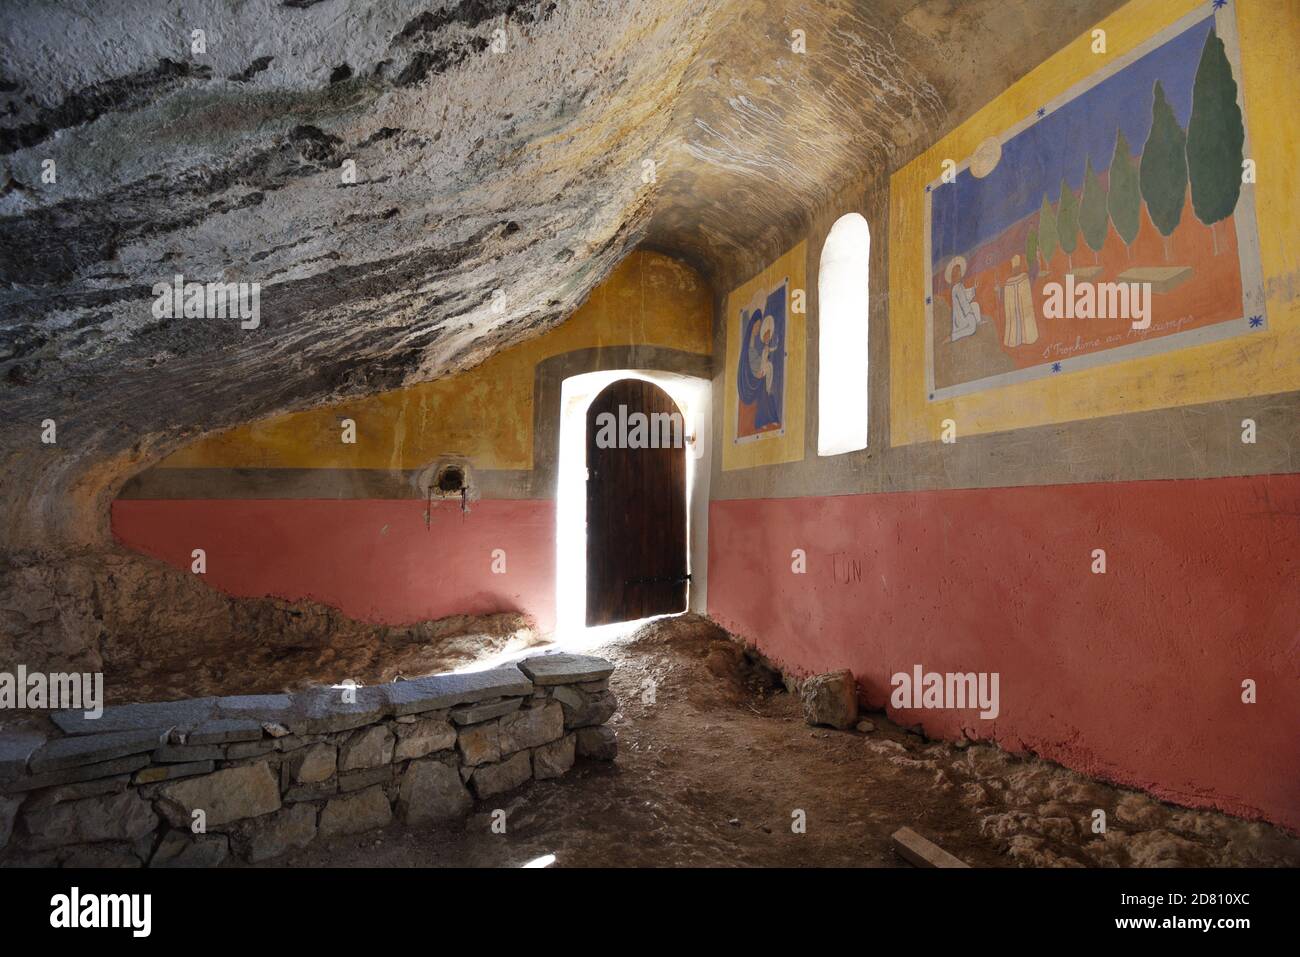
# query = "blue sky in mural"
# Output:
<box><xmin>931</xmin><ymin>15</ymin><xmax>1215</xmax><ymax>266</ymax></box>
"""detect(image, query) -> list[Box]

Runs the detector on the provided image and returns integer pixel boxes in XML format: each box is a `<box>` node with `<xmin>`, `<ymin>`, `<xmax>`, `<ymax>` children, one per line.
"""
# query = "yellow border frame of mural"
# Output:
<box><xmin>888</xmin><ymin>0</ymin><xmax>1300</xmax><ymax>447</ymax></box>
<box><xmin>157</xmin><ymin>251</ymin><xmax>712</xmax><ymax>472</ymax></box>
<box><xmin>722</xmin><ymin>241</ymin><xmax>808</xmax><ymax>471</ymax></box>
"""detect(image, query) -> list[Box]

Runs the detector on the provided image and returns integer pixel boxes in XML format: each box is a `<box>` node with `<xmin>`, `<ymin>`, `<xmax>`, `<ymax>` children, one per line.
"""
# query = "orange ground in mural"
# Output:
<box><xmin>933</xmin><ymin>189</ymin><xmax>1246</xmax><ymax>389</ymax></box>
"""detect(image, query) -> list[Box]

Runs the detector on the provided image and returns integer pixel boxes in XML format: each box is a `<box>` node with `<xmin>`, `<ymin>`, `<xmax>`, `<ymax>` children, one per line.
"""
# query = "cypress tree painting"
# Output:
<box><xmin>925</xmin><ymin>12</ymin><xmax>1260</xmax><ymax>397</ymax></box>
<box><xmin>1139</xmin><ymin>80</ymin><xmax>1187</xmax><ymax>261</ymax></box>
<box><xmin>1056</xmin><ymin>178</ymin><xmax>1079</xmax><ymax>270</ymax></box>
<box><xmin>1079</xmin><ymin>156</ymin><xmax>1110</xmax><ymax>264</ymax></box>
<box><xmin>1186</xmin><ymin>27</ymin><xmax>1244</xmax><ymax>253</ymax></box>
<box><xmin>1107</xmin><ymin>130</ymin><xmax>1141</xmax><ymax>257</ymax></box>
<box><xmin>1037</xmin><ymin>194</ymin><xmax>1058</xmax><ymax>274</ymax></box>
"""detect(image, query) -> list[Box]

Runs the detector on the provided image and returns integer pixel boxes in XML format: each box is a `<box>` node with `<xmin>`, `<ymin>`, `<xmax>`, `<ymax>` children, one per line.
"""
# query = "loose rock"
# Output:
<box><xmin>800</xmin><ymin>669</ymin><xmax>859</xmax><ymax>730</ymax></box>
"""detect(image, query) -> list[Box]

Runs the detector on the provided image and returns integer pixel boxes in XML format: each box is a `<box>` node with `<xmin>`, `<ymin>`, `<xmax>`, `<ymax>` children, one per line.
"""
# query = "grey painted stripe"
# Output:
<box><xmin>709</xmin><ymin>387</ymin><xmax>1300</xmax><ymax>501</ymax></box>
<box><xmin>121</xmin><ymin>385</ymin><xmax>1298</xmax><ymax>502</ymax></box>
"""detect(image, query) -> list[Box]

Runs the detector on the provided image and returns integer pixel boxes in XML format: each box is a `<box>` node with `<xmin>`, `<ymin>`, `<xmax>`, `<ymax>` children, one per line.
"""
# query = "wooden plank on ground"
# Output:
<box><xmin>891</xmin><ymin>826</ymin><xmax>970</xmax><ymax>868</ymax></box>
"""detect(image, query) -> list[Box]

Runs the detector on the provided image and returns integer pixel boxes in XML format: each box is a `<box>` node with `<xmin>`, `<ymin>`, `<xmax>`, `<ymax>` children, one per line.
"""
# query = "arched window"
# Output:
<box><xmin>817</xmin><ymin>212</ymin><xmax>870</xmax><ymax>456</ymax></box>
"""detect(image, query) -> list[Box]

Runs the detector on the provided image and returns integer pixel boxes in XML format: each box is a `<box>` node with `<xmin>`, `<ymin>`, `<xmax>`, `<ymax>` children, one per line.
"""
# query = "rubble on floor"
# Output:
<box><xmin>0</xmin><ymin>550</ymin><xmax>545</xmax><ymax>706</ymax></box>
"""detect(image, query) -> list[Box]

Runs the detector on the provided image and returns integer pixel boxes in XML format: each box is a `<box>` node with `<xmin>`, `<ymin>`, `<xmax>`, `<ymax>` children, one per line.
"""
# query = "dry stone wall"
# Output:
<box><xmin>0</xmin><ymin>653</ymin><xmax>617</xmax><ymax>867</ymax></box>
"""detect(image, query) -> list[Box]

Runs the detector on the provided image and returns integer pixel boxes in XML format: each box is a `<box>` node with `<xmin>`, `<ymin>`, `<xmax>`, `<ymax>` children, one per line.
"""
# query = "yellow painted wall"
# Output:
<box><xmin>159</xmin><ymin>250</ymin><xmax>712</xmax><ymax>471</ymax></box>
<box><xmin>721</xmin><ymin>241</ymin><xmax>808</xmax><ymax>471</ymax></box>
<box><xmin>889</xmin><ymin>0</ymin><xmax>1300</xmax><ymax>447</ymax></box>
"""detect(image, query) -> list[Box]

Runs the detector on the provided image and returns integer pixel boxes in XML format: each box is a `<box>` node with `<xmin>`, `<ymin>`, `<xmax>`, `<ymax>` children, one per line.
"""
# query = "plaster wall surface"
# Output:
<box><xmin>111</xmin><ymin>251</ymin><xmax>713</xmax><ymax>633</ymax></box>
<box><xmin>113</xmin><ymin>498</ymin><xmax>558</xmax><ymax>631</ymax></box>
<box><xmin>708</xmin><ymin>473</ymin><xmax>1300</xmax><ymax>831</ymax></box>
<box><xmin>705</xmin><ymin>0</ymin><xmax>1300</xmax><ymax>830</ymax></box>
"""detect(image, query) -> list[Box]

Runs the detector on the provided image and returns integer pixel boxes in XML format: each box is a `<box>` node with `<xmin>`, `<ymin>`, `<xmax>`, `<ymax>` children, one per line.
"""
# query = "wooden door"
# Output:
<box><xmin>586</xmin><ymin>379</ymin><xmax>688</xmax><ymax>626</ymax></box>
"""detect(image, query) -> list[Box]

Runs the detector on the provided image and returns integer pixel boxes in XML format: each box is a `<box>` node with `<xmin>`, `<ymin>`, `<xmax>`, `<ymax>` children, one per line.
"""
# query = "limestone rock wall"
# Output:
<box><xmin>0</xmin><ymin>549</ymin><xmax>542</xmax><ymax>703</ymax></box>
<box><xmin>0</xmin><ymin>653</ymin><xmax>617</xmax><ymax>866</ymax></box>
<box><xmin>0</xmin><ymin>0</ymin><xmax>1127</xmax><ymax>678</ymax></box>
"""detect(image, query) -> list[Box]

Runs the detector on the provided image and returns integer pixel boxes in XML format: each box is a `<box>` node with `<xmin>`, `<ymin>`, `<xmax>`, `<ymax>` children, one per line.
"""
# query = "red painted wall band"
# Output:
<box><xmin>112</xmin><ymin>498</ymin><xmax>556</xmax><ymax>632</ymax></box>
<box><xmin>707</xmin><ymin>473</ymin><xmax>1300</xmax><ymax>832</ymax></box>
<box><xmin>112</xmin><ymin>474</ymin><xmax>1299</xmax><ymax>830</ymax></box>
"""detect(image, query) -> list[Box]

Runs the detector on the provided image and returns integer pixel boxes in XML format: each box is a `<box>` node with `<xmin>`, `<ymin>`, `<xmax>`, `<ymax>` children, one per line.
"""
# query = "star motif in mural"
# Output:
<box><xmin>925</xmin><ymin>184</ymin><xmax>932</xmax><ymax>193</ymax></box>
<box><xmin>1249</xmin><ymin>314</ymin><xmax>1263</xmax><ymax>327</ymax></box>
<box><xmin>1036</xmin><ymin>107</ymin><xmax>1046</xmax><ymax>118</ymax></box>
<box><xmin>1212</xmin><ymin>0</ymin><xmax>1228</xmax><ymax>10</ymax></box>
<box><xmin>925</xmin><ymin>296</ymin><xmax>932</xmax><ymax>305</ymax></box>
<box><xmin>1051</xmin><ymin>362</ymin><xmax>1062</xmax><ymax>373</ymax></box>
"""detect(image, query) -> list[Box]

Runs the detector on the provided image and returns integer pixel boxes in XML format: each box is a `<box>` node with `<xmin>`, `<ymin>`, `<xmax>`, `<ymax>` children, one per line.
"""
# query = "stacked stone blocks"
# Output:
<box><xmin>0</xmin><ymin>653</ymin><xmax>617</xmax><ymax>866</ymax></box>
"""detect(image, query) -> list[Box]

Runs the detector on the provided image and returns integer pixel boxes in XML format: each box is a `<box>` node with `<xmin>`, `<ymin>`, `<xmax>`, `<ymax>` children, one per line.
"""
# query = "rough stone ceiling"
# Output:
<box><xmin>0</xmin><ymin>0</ymin><xmax>1123</xmax><ymax>552</ymax></box>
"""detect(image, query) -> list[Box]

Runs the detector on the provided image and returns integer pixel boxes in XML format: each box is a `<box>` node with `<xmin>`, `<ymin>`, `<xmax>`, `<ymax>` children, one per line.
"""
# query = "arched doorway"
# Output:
<box><xmin>585</xmin><ymin>378</ymin><xmax>688</xmax><ymax>626</ymax></box>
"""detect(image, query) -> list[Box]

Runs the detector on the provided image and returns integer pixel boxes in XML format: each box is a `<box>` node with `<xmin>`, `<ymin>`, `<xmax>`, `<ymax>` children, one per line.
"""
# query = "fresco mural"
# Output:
<box><xmin>735</xmin><ymin>279</ymin><xmax>789</xmax><ymax>441</ymax></box>
<box><xmin>722</xmin><ymin>240</ymin><xmax>805</xmax><ymax>471</ymax></box>
<box><xmin>925</xmin><ymin>5</ymin><xmax>1264</xmax><ymax>400</ymax></box>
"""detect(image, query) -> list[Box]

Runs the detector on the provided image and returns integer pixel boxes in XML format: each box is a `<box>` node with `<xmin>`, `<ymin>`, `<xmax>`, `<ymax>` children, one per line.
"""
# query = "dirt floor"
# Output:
<box><xmin>264</xmin><ymin>615</ymin><xmax>1300</xmax><ymax>868</ymax></box>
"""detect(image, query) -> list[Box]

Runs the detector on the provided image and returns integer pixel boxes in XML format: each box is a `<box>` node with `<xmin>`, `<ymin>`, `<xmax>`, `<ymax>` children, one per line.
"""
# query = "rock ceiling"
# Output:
<box><xmin>0</xmin><ymin>0</ymin><xmax>1123</xmax><ymax>551</ymax></box>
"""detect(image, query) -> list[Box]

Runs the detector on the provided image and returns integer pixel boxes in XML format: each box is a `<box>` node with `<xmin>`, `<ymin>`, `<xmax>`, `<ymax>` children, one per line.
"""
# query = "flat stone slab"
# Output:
<box><xmin>51</xmin><ymin>697</ymin><xmax>217</xmax><ymax>736</ymax></box>
<box><xmin>134</xmin><ymin>760</ymin><xmax>215</xmax><ymax>785</ymax></box>
<box><xmin>4</xmin><ymin>754</ymin><xmax>152</xmax><ymax>792</ymax></box>
<box><xmin>338</xmin><ymin>765</ymin><xmax>393</xmax><ymax>793</ymax></box>
<box><xmin>451</xmin><ymin>698</ymin><xmax>522</xmax><ymax>725</ymax></box>
<box><xmin>384</xmin><ymin>665</ymin><xmax>532</xmax><ymax>716</ymax></box>
<box><xmin>0</xmin><ymin>729</ymin><xmax>48</xmax><ymax>783</ymax></box>
<box><xmin>215</xmin><ymin>694</ymin><xmax>295</xmax><ymax>725</ymax></box>
<box><xmin>24</xmin><ymin>775</ymin><xmax>131</xmax><ymax>809</ymax></box>
<box><xmin>154</xmin><ymin>744</ymin><xmax>225</xmax><ymax>763</ymax></box>
<box><xmin>226</xmin><ymin>739</ymin><xmax>277</xmax><ymax>760</ymax></box>
<box><xmin>28</xmin><ymin>728</ymin><xmax>166</xmax><ymax>773</ymax></box>
<box><xmin>891</xmin><ymin>826</ymin><xmax>969</xmax><ymax>869</ymax></box>
<box><xmin>519</xmin><ymin>654</ymin><xmax>614</xmax><ymax>686</ymax></box>
<box><xmin>1115</xmin><ymin>265</ymin><xmax>1193</xmax><ymax>295</ymax></box>
<box><xmin>284</xmin><ymin>685</ymin><xmax>388</xmax><ymax>735</ymax></box>
<box><xmin>392</xmin><ymin>720</ymin><xmax>454</xmax><ymax>762</ymax></box>
<box><xmin>185</xmin><ymin>719</ymin><xmax>265</xmax><ymax>745</ymax></box>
